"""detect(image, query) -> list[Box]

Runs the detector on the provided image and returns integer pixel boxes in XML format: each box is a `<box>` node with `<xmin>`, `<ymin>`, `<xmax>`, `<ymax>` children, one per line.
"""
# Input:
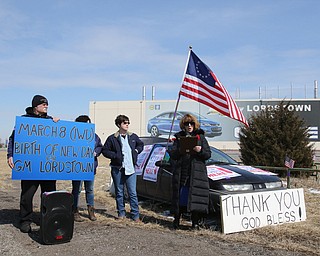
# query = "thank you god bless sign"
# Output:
<box><xmin>12</xmin><ymin>116</ymin><xmax>95</xmax><ymax>180</ymax></box>
<box><xmin>220</xmin><ymin>188</ymin><xmax>306</xmax><ymax>234</ymax></box>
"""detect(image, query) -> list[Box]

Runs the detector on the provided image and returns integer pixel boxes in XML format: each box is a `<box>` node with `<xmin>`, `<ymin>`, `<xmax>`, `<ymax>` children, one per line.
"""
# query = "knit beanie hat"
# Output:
<box><xmin>32</xmin><ymin>95</ymin><xmax>48</xmax><ymax>108</ymax></box>
<box><xmin>75</xmin><ymin>115</ymin><xmax>91</xmax><ymax>123</ymax></box>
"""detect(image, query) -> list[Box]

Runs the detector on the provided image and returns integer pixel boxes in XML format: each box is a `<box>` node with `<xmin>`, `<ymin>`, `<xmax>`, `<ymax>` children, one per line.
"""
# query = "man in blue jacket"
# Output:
<box><xmin>102</xmin><ymin>115</ymin><xmax>144</xmax><ymax>222</ymax></box>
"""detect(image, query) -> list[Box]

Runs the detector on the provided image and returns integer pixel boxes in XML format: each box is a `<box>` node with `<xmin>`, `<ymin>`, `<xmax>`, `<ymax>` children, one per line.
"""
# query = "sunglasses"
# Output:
<box><xmin>183</xmin><ymin>121</ymin><xmax>195</xmax><ymax>126</ymax></box>
<box><xmin>123</xmin><ymin>121</ymin><xmax>130</xmax><ymax>125</ymax></box>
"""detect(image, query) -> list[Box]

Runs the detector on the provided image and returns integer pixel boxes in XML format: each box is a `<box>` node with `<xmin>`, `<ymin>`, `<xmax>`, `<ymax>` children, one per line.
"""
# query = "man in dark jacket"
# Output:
<box><xmin>7</xmin><ymin>95</ymin><xmax>59</xmax><ymax>233</ymax></box>
<box><xmin>169</xmin><ymin>113</ymin><xmax>211</xmax><ymax>230</ymax></box>
<box><xmin>102</xmin><ymin>115</ymin><xmax>144</xmax><ymax>222</ymax></box>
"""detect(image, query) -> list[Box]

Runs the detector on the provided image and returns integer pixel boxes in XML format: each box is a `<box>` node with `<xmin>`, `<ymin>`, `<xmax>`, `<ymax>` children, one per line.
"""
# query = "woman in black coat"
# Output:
<box><xmin>169</xmin><ymin>113</ymin><xmax>211</xmax><ymax>229</ymax></box>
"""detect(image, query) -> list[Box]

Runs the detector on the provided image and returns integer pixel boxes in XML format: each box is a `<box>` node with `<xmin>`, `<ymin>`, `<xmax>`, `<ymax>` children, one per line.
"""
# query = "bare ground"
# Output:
<box><xmin>0</xmin><ymin>150</ymin><xmax>319</xmax><ymax>256</ymax></box>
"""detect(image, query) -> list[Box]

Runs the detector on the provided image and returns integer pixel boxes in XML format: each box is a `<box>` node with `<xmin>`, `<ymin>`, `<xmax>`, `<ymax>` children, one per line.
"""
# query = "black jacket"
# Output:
<box><xmin>169</xmin><ymin>129</ymin><xmax>211</xmax><ymax>214</ymax></box>
<box><xmin>7</xmin><ymin>107</ymin><xmax>53</xmax><ymax>158</ymax></box>
<box><xmin>102</xmin><ymin>131</ymin><xmax>144</xmax><ymax>168</ymax></box>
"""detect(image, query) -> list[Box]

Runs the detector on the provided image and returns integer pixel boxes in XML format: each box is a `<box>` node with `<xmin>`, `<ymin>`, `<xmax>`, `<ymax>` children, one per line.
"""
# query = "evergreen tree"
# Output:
<box><xmin>239</xmin><ymin>101</ymin><xmax>314</xmax><ymax>172</ymax></box>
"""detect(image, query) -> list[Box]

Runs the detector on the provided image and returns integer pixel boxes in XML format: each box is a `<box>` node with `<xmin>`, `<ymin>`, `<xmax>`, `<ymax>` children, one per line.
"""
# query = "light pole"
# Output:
<box><xmin>93</xmin><ymin>101</ymin><xmax>96</xmax><ymax>123</ymax></box>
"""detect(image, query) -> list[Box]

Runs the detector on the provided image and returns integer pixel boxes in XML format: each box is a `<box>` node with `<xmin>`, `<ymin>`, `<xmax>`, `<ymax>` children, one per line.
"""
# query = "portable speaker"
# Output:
<box><xmin>40</xmin><ymin>191</ymin><xmax>74</xmax><ymax>245</ymax></box>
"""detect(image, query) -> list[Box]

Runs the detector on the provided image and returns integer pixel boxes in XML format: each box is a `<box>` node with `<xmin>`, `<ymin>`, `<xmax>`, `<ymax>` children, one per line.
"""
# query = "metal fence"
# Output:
<box><xmin>254</xmin><ymin>165</ymin><xmax>320</xmax><ymax>188</ymax></box>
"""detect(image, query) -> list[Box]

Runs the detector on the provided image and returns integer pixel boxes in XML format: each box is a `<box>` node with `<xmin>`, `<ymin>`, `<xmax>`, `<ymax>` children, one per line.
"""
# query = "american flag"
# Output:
<box><xmin>180</xmin><ymin>50</ymin><xmax>248</xmax><ymax>126</ymax></box>
<box><xmin>285</xmin><ymin>156</ymin><xmax>295</xmax><ymax>168</ymax></box>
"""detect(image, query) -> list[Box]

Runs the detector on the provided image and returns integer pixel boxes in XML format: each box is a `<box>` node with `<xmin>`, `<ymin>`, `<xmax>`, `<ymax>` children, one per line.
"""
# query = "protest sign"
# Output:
<box><xmin>12</xmin><ymin>116</ymin><xmax>95</xmax><ymax>180</ymax></box>
<box><xmin>135</xmin><ymin>145</ymin><xmax>153</xmax><ymax>175</ymax></box>
<box><xmin>143</xmin><ymin>147</ymin><xmax>166</xmax><ymax>182</ymax></box>
<box><xmin>207</xmin><ymin>165</ymin><xmax>241</xmax><ymax>181</ymax></box>
<box><xmin>231</xmin><ymin>165</ymin><xmax>278</xmax><ymax>175</ymax></box>
<box><xmin>220</xmin><ymin>188</ymin><xmax>306</xmax><ymax>234</ymax></box>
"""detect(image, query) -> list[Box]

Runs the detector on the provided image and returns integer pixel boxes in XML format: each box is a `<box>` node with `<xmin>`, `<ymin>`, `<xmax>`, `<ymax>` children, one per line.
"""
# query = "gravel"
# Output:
<box><xmin>0</xmin><ymin>189</ymin><xmax>311</xmax><ymax>256</ymax></box>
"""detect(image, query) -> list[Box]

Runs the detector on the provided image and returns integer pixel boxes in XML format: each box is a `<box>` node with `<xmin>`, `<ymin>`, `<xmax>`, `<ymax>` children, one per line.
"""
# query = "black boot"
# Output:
<box><xmin>191</xmin><ymin>221</ymin><xmax>200</xmax><ymax>230</ymax></box>
<box><xmin>191</xmin><ymin>212</ymin><xmax>200</xmax><ymax>230</ymax></box>
<box><xmin>19</xmin><ymin>221</ymin><xmax>31</xmax><ymax>233</ymax></box>
<box><xmin>172</xmin><ymin>214</ymin><xmax>180</xmax><ymax>229</ymax></box>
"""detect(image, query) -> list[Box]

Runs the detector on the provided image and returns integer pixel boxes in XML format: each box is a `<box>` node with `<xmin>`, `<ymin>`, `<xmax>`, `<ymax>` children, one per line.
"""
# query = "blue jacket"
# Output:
<box><xmin>102</xmin><ymin>131</ymin><xmax>144</xmax><ymax>168</ymax></box>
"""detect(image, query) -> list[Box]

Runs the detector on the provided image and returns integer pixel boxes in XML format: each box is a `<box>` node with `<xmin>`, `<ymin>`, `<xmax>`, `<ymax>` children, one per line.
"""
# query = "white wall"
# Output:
<box><xmin>89</xmin><ymin>100</ymin><xmax>146</xmax><ymax>143</ymax></box>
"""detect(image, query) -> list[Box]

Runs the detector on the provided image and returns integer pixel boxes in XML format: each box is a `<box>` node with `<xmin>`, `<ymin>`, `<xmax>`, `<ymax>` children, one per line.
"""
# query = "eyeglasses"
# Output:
<box><xmin>123</xmin><ymin>121</ymin><xmax>130</xmax><ymax>125</ymax></box>
<box><xmin>183</xmin><ymin>121</ymin><xmax>195</xmax><ymax>126</ymax></box>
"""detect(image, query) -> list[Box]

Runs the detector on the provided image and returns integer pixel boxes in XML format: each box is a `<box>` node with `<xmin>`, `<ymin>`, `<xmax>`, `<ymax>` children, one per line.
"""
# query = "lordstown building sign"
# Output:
<box><xmin>89</xmin><ymin>99</ymin><xmax>320</xmax><ymax>150</ymax></box>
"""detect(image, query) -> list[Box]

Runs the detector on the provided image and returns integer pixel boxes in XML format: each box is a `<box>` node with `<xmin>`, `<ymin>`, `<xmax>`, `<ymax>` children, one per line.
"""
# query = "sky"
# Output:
<box><xmin>1</xmin><ymin>0</ymin><xmax>320</xmax><ymax>141</ymax></box>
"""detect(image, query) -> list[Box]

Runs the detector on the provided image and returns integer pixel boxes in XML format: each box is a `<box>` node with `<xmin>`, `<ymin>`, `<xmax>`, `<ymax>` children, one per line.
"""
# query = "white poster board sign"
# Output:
<box><xmin>135</xmin><ymin>145</ymin><xmax>153</xmax><ymax>175</ymax></box>
<box><xmin>231</xmin><ymin>165</ymin><xmax>277</xmax><ymax>176</ymax></box>
<box><xmin>220</xmin><ymin>188</ymin><xmax>306</xmax><ymax>234</ymax></box>
<box><xmin>143</xmin><ymin>147</ymin><xmax>166</xmax><ymax>182</ymax></box>
<box><xmin>207</xmin><ymin>165</ymin><xmax>241</xmax><ymax>181</ymax></box>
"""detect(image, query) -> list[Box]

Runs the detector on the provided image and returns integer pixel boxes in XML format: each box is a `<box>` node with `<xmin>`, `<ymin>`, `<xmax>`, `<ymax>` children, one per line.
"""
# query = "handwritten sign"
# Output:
<box><xmin>220</xmin><ymin>188</ymin><xmax>306</xmax><ymax>234</ymax></box>
<box><xmin>12</xmin><ymin>116</ymin><xmax>95</xmax><ymax>180</ymax></box>
<box><xmin>231</xmin><ymin>165</ymin><xmax>277</xmax><ymax>175</ymax></box>
<box><xmin>207</xmin><ymin>165</ymin><xmax>241</xmax><ymax>181</ymax></box>
<box><xmin>135</xmin><ymin>145</ymin><xmax>153</xmax><ymax>175</ymax></box>
<box><xmin>143</xmin><ymin>147</ymin><xmax>166</xmax><ymax>182</ymax></box>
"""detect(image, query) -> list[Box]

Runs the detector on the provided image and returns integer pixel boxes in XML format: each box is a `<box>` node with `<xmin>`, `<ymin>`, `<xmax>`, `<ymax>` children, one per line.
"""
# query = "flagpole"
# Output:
<box><xmin>166</xmin><ymin>46</ymin><xmax>193</xmax><ymax>147</ymax></box>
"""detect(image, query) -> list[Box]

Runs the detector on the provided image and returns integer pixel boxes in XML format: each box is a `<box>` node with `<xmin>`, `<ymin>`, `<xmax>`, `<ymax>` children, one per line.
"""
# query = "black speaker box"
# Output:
<box><xmin>40</xmin><ymin>191</ymin><xmax>74</xmax><ymax>245</ymax></box>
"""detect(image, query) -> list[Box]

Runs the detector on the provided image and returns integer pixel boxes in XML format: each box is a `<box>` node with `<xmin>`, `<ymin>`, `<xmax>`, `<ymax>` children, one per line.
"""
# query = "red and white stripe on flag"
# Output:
<box><xmin>285</xmin><ymin>156</ymin><xmax>295</xmax><ymax>168</ymax></box>
<box><xmin>180</xmin><ymin>50</ymin><xmax>248</xmax><ymax>127</ymax></box>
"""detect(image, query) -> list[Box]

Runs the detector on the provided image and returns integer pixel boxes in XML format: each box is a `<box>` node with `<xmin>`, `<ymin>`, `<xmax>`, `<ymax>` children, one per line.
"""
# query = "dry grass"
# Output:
<box><xmin>1</xmin><ymin>150</ymin><xmax>319</xmax><ymax>255</ymax></box>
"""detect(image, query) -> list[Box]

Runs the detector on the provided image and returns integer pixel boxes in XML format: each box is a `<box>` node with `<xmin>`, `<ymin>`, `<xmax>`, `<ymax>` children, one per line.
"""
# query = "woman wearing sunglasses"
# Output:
<box><xmin>169</xmin><ymin>113</ymin><xmax>211</xmax><ymax>230</ymax></box>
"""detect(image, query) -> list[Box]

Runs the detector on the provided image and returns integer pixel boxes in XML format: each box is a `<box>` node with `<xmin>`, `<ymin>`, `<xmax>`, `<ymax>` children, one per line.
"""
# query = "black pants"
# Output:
<box><xmin>19</xmin><ymin>180</ymin><xmax>56</xmax><ymax>223</ymax></box>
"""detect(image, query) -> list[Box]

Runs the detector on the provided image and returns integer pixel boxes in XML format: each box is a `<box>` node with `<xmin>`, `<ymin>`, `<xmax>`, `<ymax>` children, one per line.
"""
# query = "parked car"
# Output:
<box><xmin>136</xmin><ymin>142</ymin><xmax>284</xmax><ymax>229</ymax></box>
<box><xmin>139</xmin><ymin>136</ymin><xmax>169</xmax><ymax>145</ymax></box>
<box><xmin>147</xmin><ymin>111</ymin><xmax>222</xmax><ymax>138</ymax></box>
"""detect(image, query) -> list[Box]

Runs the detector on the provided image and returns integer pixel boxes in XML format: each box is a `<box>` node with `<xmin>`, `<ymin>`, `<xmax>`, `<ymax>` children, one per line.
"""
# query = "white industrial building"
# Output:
<box><xmin>89</xmin><ymin>98</ymin><xmax>320</xmax><ymax>150</ymax></box>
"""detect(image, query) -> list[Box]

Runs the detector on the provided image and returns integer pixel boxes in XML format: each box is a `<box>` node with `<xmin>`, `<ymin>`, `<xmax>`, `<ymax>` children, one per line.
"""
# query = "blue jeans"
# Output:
<box><xmin>72</xmin><ymin>180</ymin><xmax>94</xmax><ymax>211</ymax></box>
<box><xmin>111</xmin><ymin>167</ymin><xmax>139</xmax><ymax>220</ymax></box>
